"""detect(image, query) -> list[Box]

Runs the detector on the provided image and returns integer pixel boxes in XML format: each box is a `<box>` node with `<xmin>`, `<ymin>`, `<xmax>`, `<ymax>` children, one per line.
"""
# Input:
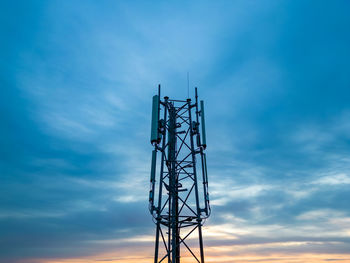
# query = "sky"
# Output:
<box><xmin>1</xmin><ymin>0</ymin><xmax>350</xmax><ymax>262</ymax></box>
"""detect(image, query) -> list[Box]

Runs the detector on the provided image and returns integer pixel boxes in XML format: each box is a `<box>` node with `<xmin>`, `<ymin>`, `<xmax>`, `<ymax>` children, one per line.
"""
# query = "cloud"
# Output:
<box><xmin>1</xmin><ymin>0</ymin><xmax>350</xmax><ymax>262</ymax></box>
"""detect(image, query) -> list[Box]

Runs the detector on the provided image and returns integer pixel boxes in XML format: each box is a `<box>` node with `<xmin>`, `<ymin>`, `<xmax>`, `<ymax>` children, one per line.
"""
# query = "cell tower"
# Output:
<box><xmin>149</xmin><ymin>85</ymin><xmax>210</xmax><ymax>263</ymax></box>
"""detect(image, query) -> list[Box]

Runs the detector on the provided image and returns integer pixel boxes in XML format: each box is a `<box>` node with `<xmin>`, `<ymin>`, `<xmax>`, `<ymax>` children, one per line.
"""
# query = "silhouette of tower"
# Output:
<box><xmin>149</xmin><ymin>85</ymin><xmax>210</xmax><ymax>263</ymax></box>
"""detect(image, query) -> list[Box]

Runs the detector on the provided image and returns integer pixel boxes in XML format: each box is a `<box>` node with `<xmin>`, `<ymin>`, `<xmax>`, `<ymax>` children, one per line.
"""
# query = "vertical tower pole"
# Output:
<box><xmin>188</xmin><ymin>98</ymin><xmax>205</xmax><ymax>263</ymax></box>
<box><xmin>168</xmin><ymin>103</ymin><xmax>178</xmax><ymax>263</ymax></box>
<box><xmin>154</xmin><ymin>96</ymin><xmax>168</xmax><ymax>263</ymax></box>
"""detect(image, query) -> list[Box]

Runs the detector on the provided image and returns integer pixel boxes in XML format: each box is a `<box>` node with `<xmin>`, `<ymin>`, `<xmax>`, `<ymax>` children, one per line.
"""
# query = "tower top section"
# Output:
<box><xmin>150</xmin><ymin>85</ymin><xmax>207</xmax><ymax>149</ymax></box>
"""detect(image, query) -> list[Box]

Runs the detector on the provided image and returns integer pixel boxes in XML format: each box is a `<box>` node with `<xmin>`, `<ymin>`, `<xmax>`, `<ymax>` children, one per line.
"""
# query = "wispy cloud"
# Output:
<box><xmin>1</xmin><ymin>0</ymin><xmax>350</xmax><ymax>262</ymax></box>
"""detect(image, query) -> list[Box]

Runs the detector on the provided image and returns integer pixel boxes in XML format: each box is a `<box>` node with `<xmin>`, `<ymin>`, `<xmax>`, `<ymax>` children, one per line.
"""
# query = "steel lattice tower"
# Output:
<box><xmin>149</xmin><ymin>85</ymin><xmax>210</xmax><ymax>263</ymax></box>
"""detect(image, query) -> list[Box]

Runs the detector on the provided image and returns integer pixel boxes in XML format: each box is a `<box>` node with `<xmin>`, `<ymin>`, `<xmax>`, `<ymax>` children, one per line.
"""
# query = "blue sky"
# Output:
<box><xmin>1</xmin><ymin>0</ymin><xmax>350</xmax><ymax>262</ymax></box>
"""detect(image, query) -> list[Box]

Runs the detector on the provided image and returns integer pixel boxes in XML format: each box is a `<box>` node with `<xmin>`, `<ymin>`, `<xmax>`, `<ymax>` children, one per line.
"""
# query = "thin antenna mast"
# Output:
<box><xmin>187</xmin><ymin>72</ymin><xmax>190</xmax><ymax>98</ymax></box>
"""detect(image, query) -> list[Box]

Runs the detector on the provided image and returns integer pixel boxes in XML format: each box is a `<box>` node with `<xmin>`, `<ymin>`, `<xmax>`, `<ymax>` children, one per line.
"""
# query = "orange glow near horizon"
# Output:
<box><xmin>21</xmin><ymin>241</ymin><xmax>350</xmax><ymax>263</ymax></box>
<box><xmin>24</xmin><ymin>252</ymin><xmax>350</xmax><ymax>263</ymax></box>
<box><xmin>18</xmin><ymin>222</ymin><xmax>350</xmax><ymax>263</ymax></box>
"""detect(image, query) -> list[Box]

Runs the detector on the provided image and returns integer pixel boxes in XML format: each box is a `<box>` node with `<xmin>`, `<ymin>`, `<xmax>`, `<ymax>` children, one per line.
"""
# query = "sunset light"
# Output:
<box><xmin>2</xmin><ymin>0</ymin><xmax>350</xmax><ymax>262</ymax></box>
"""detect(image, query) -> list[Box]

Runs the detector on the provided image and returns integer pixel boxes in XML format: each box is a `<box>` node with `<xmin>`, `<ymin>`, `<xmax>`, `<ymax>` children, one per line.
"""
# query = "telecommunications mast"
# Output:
<box><xmin>148</xmin><ymin>85</ymin><xmax>210</xmax><ymax>263</ymax></box>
